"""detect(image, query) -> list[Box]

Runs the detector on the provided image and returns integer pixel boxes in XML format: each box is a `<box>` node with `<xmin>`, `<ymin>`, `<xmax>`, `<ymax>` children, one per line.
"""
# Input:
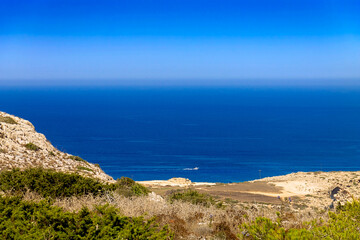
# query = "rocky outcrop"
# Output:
<box><xmin>0</xmin><ymin>111</ymin><xmax>113</xmax><ymax>182</ymax></box>
<box><xmin>255</xmin><ymin>171</ymin><xmax>360</xmax><ymax>209</ymax></box>
<box><xmin>137</xmin><ymin>177</ymin><xmax>216</xmax><ymax>187</ymax></box>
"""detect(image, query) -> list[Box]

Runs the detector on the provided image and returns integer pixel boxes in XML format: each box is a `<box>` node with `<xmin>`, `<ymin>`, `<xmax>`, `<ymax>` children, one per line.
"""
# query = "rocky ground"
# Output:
<box><xmin>0</xmin><ymin>111</ymin><xmax>113</xmax><ymax>182</ymax></box>
<box><xmin>138</xmin><ymin>177</ymin><xmax>216</xmax><ymax>187</ymax></box>
<box><xmin>255</xmin><ymin>171</ymin><xmax>360</xmax><ymax>209</ymax></box>
<box><xmin>140</xmin><ymin>171</ymin><xmax>360</xmax><ymax>211</ymax></box>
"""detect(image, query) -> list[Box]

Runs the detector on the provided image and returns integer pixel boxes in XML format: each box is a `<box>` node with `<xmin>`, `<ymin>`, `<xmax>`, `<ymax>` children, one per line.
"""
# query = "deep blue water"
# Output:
<box><xmin>1</xmin><ymin>87</ymin><xmax>360</xmax><ymax>182</ymax></box>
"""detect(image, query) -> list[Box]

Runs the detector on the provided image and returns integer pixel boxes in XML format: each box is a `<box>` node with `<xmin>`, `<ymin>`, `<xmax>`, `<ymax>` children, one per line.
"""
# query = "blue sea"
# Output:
<box><xmin>1</xmin><ymin>86</ymin><xmax>360</xmax><ymax>182</ymax></box>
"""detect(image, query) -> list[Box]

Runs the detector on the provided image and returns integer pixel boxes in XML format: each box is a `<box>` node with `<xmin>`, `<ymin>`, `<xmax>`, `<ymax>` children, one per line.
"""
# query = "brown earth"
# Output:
<box><xmin>143</xmin><ymin>171</ymin><xmax>360</xmax><ymax>210</ymax></box>
<box><xmin>195</xmin><ymin>182</ymin><xmax>283</xmax><ymax>204</ymax></box>
<box><xmin>148</xmin><ymin>181</ymin><xmax>285</xmax><ymax>204</ymax></box>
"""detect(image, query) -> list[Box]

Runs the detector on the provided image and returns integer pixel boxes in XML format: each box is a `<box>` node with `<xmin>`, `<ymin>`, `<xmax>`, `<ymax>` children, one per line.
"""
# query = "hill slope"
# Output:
<box><xmin>0</xmin><ymin>111</ymin><xmax>113</xmax><ymax>182</ymax></box>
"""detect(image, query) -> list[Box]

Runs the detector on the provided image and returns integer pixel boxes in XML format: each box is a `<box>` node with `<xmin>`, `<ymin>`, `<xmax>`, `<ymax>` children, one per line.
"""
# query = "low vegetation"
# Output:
<box><xmin>69</xmin><ymin>155</ymin><xmax>86</xmax><ymax>162</ymax></box>
<box><xmin>113</xmin><ymin>176</ymin><xmax>150</xmax><ymax>197</ymax></box>
<box><xmin>2</xmin><ymin>168</ymin><xmax>360</xmax><ymax>239</ymax></box>
<box><xmin>0</xmin><ymin>168</ymin><xmax>149</xmax><ymax>198</ymax></box>
<box><xmin>240</xmin><ymin>200</ymin><xmax>360</xmax><ymax>239</ymax></box>
<box><xmin>0</xmin><ymin>196</ymin><xmax>173</xmax><ymax>239</ymax></box>
<box><xmin>77</xmin><ymin>166</ymin><xmax>94</xmax><ymax>172</ymax></box>
<box><xmin>0</xmin><ymin>116</ymin><xmax>17</xmax><ymax>124</ymax></box>
<box><xmin>24</xmin><ymin>142</ymin><xmax>40</xmax><ymax>151</ymax></box>
<box><xmin>168</xmin><ymin>189</ymin><xmax>218</xmax><ymax>207</ymax></box>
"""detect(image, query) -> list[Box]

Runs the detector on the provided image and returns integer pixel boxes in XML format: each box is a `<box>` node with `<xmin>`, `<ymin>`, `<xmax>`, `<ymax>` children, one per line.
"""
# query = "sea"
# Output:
<box><xmin>1</xmin><ymin>86</ymin><xmax>360</xmax><ymax>183</ymax></box>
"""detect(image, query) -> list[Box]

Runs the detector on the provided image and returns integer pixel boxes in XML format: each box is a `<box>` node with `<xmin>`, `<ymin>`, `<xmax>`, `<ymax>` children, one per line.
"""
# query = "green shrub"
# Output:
<box><xmin>0</xmin><ymin>196</ymin><xmax>173</xmax><ymax>239</ymax></box>
<box><xmin>77</xmin><ymin>166</ymin><xmax>94</xmax><ymax>172</ymax></box>
<box><xmin>168</xmin><ymin>189</ymin><xmax>216</xmax><ymax>207</ymax></box>
<box><xmin>239</xmin><ymin>217</ymin><xmax>287</xmax><ymax>239</ymax></box>
<box><xmin>112</xmin><ymin>176</ymin><xmax>150</xmax><ymax>197</ymax></box>
<box><xmin>131</xmin><ymin>183</ymin><xmax>151</xmax><ymax>196</ymax></box>
<box><xmin>117</xmin><ymin>176</ymin><xmax>136</xmax><ymax>186</ymax></box>
<box><xmin>0</xmin><ymin>116</ymin><xmax>17</xmax><ymax>124</ymax></box>
<box><xmin>239</xmin><ymin>200</ymin><xmax>360</xmax><ymax>239</ymax></box>
<box><xmin>69</xmin><ymin>155</ymin><xmax>85</xmax><ymax>162</ymax></box>
<box><xmin>0</xmin><ymin>168</ymin><xmax>105</xmax><ymax>198</ymax></box>
<box><xmin>0</xmin><ymin>168</ymin><xmax>149</xmax><ymax>198</ymax></box>
<box><xmin>24</xmin><ymin>142</ymin><xmax>40</xmax><ymax>151</ymax></box>
<box><xmin>49</xmin><ymin>151</ymin><xmax>55</xmax><ymax>156</ymax></box>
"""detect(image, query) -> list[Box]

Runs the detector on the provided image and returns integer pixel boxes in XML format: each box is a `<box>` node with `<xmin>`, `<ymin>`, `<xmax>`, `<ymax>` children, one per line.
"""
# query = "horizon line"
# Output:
<box><xmin>0</xmin><ymin>78</ymin><xmax>359</xmax><ymax>87</ymax></box>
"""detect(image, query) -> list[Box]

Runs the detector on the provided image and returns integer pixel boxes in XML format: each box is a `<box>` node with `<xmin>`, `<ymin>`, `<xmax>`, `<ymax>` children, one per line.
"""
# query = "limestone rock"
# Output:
<box><xmin>168</xmin><ymin>177</ymin><xmax>192</xmax><ymax>186</ymax></box>
<box><xmin>148</xmin><ymin>192</ymin><xmax>164</xmax><ymax>202</ymax></box>
<box><xmin>0</xmin><ymin>111</ymin><xmax>114</xmax><ymax>182</ymax></box>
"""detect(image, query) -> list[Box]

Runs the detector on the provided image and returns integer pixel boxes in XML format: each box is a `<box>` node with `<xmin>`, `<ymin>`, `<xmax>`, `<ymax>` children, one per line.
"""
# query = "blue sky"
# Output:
<box><xmin>0</xmin><ymin>0</ymin><xmax>359</xmax><ymax>86</ymax></box>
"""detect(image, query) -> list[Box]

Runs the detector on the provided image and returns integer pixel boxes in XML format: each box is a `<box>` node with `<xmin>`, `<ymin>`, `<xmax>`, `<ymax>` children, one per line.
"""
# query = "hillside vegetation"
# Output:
<box><xmin>0</xmin><ymin>168</ymin><xmax>171</xmax><ymax>239</ymax></box>
<box><xmin>1</xmin><ymin>168</ymin><xmax>360</xmax><ymax>239</ymax></box>
<box><xmin>0</xmin><ymin>168</ymin><xmax>148</xmax><ymax>198</ymax></box>
<box><xmin>240</xmin><ymin>200</ymin><xmax>360</xmax><ymax>239</ymax></box>
<box><xmin>0</xmin><ymin>196</ymin><xmax>172</xmax><ymax>239</ymax></box>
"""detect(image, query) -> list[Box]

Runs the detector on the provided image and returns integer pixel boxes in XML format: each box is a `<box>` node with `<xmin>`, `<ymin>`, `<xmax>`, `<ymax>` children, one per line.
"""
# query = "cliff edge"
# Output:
<box><xmin>0</xmin><ymin>111</ymin><xmax>113</xmax><ymax>182</ymax></box>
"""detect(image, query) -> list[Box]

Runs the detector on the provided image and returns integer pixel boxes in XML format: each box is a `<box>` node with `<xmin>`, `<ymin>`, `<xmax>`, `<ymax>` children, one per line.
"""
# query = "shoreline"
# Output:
<box><xmin>137</xmin><ymin>170</ymin><xmax>360</xmax><ymax>187</ymax></box>
<box><xmin>137</xmin><ymin>177</ymin><xmax>216</xmax><ymax>187</ymax></box>
<box><xmin>138</xmin><ymin>171</ymin><xmax>360</xmax><ymax>208</ymax></box>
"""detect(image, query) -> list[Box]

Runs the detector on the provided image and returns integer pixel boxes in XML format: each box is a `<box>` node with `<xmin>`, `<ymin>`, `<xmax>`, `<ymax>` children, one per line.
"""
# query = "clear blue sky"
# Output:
<box><xmin>0</xmin><ymin>0</ymin><xmax>359</xmax><ymax>86</ymax></box>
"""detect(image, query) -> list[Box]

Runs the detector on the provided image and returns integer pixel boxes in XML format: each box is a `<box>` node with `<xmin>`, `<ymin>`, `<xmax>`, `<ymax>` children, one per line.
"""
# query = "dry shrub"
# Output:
<box><xmin>5</xmin><ymin>190</ymin><xmax>331</xmax><ymax>239</ymax></box>
<box><xmin>52</xmin><ymin>193</ymin><xmax>246</xmax><ymax>238</ymax></box>
<box><xmin>156</xmin><ymin>214</ymin><xmax>189</xmax><ymax>239</ymax></box>
<box><xmin>214</xmin><ymin>221</ymin><xmax>238</xmax><ymax>240</ymax></box>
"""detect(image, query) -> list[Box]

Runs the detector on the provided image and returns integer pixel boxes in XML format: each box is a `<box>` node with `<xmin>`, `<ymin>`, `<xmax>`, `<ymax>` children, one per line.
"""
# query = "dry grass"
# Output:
<box><xmin>24</xmin><ymin>143</ymin><xmax>40</xmax><ymax>151</ymax></box>
<box><xmin>0</xmin><ymin>116</ymin><xmax>17</xmax><ymax>124</ymax></box>
<box><xmin>14</xmin><ymin>190</ymin><xmax>329</xmax><ymax>239</ymax></box>
<box><xmin>53</xmin><ymin>194</ymin><xmax>328</xmax><ymax>239</ymax></box>
<box><xmin>52</xmin><ymin>193</ymin><xmax>242</xmax><ymax>239</ymax></box>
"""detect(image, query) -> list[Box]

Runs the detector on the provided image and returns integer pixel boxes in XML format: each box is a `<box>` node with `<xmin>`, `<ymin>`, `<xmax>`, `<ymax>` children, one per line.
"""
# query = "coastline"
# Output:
<box><xmin>138</xmin><ymin>170</ymin><xmax>360</xmax><ymax>209</ymax></box>
<box><xmin>137</xmin><ymin>177</ymin><xmax>216</xmax><ymax>187</ymax></box>
<box><xmin>2</xmin><ymin>110</ymin><xmax>359</xmax><ymax>210</ymax></box>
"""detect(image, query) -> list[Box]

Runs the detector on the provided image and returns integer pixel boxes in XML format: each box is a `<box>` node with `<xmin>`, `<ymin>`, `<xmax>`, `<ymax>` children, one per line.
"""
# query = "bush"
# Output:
<box><xmin>0</xmin><ymin>168</ymin><xmax>149</xmax><ymax>198</ymax></box>
<box><xmin>0</xmin><ymin>168</ymin><xmax>105</xmax><ymax>198</ymax></box>
<box><xmin>24</xmin><ymin>142</ymin><xmax>40</xmax><ymax>151</ymax></box>
<box><xmin>112</xmin><ymin>176</ymin><xmax>150</xmax><ymax>197</ymax></box>
<box><xmin>0</xmin><ymin>196</ymin><xmax>173</xmax><ymax>239</ymax></box>
<box><xmin>239</xmin><ymin>200</ymin><xmax>360</xmax><ymax>239</ymax></box>
<box><xmin>69</xmin><ymin>155</ymin><xmax>85</xmax><ymax>162</ymax></box>
<box><xmin>117</xmin><ymin>176</ymin><xmax>136</xmax><ymax>186</ymax></box>
<box><xmin>168</xmin><ymin>189</ymin><xmax>216</xmax><ymax>207</ymax></box>
<box><xmin>0</xmin><ymin>116</ymin><xmax>17</xmax><ymax>124</ymax></box>
<box><xmin>77</xmin><ymin>166</ymin><xmax>94</xmax><ymax>172</ymax></box>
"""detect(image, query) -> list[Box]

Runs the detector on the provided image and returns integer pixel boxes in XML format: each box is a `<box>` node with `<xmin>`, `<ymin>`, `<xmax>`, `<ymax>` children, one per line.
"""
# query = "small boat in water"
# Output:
<box><xmin>183</xmin><ymin>167</ymin><xmax>199</xmax><ymax>171</ymax></box>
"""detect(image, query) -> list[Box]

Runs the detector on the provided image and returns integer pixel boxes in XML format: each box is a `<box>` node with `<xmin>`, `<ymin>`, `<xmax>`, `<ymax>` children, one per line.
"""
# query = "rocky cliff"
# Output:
<box><xmin>0</xmin><ymin>111</ymin><xmax>113</xmax><ymax>182</ymax></box>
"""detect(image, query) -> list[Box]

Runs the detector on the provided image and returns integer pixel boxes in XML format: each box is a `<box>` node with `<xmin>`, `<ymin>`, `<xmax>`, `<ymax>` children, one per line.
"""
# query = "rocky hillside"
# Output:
<box><xmin>0</xmin><ymin>111</ymin><xmax>113</xmax><ymax>182</ymax></box>
<box><xmin>255</xmin><ymin>171</ymin><xmax>360</xmax><ymax>209</ymax></box>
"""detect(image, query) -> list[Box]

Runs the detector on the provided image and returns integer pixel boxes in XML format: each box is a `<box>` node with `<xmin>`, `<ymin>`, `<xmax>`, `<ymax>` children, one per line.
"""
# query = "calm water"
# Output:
<box><xmin>1</xmin><ymin>86</ymin><xmax>360</xmax><ymax>182</ymax></box>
